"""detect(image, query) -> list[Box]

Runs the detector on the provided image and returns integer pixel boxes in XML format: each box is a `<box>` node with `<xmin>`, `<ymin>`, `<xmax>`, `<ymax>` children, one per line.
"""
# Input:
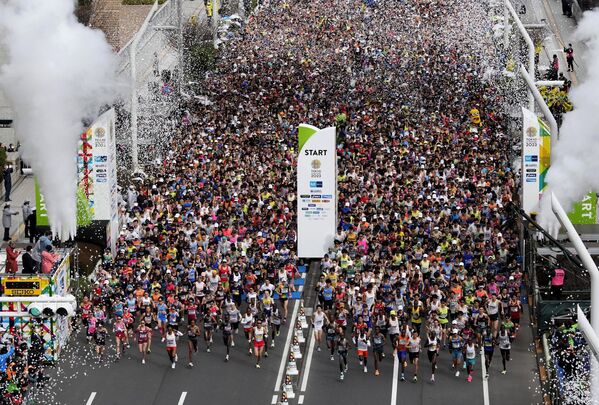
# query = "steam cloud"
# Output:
<box><xmin>539</xmin><ymin>10</ymin><xmax>599</xmax><ymax>235</ymax></box>
<box><xmin>0</xmin><ymin>0</ymin><xmax>119</xmax><ymax>239</ymax></box>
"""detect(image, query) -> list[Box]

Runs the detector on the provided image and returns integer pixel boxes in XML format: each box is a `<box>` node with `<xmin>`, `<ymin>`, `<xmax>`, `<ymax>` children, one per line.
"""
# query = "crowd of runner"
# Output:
<box><xmin>79</xmin><ymin>0</ymin><xmax>523</xmax><ymax>385</ymax></box>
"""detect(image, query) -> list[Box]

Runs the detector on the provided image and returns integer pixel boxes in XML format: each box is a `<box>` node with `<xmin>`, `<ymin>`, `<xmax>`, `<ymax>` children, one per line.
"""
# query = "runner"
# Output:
<box><xmin>221</xmin><ymin>314</ymin><xmax>233</xmax><ymax>362</ymax></box>
<box><xmin>253</xmin><ymin>319</ymin><xmax>266</xmax><ymax>368</ymax></box>
<box><xmin>165</xmin><ymin>325</ymin><xmax>183</xmax><ymax>369</ymax></box>
<box><xmin>482</xmin><ymin>328</ymin><xmax>495</xmax><ymax>379</ymax></box>
<box><xmin>464</xmin><ymin>339</ymin><xmax>478</xmax><ymax>382</ymax></box>
<box><xmin>312</xmin><ymin>305</ymin><xmax>328</xmax><ymax>352</ymax></box>
<box><xmin>241</xmin><ymin>308</ymin><xmax>254</xmax><ymax>355</ymax></box>
<box><xmin>269</xmin><ymin>305</ymin><xmax>282</xmax><ymax>348</ymax></box>
<box><xmin>449</xmin><ymin>328</ymin><xmax>464</xmax><ymax>377</ymax></box>
<box><xmin>94</xmin><ymin>322</ymin><xmax>108</xmax><ymax>361</ymax></box>
<box><xmin>113</xmin><ymin>316</ymin><xmax>127</xmax><ymax>360</ymax></box>
<box><xmin>372</xmin><ymin>326</ymin><xmax>385</xmax><ymax>376</ymax></box>
<box><xmin>424</xmin><ymin>329</ymin><xmax>439</xmax><ymax>382</ymax></box>
<box><xmin>337</xmin><ymin>327</ymin><xmax>350</xmax><ymax>381</ymax></box>
<box><xmin>136</xmin><ymin>321</ymin><xmax>151</xmax><ymax>364</ymax></box>
<box><xmin>395</xmin><ymin>325</ymin><xmax>410</xmax><ymax>381</ymax></box>
<box><xmin>325</xmin><ymin>317</ymin><xmax>337</xmax><ymax>361</ymax></box>
<box><xmin>203</xmin><ymin>310</ymin><xmax>215</xmax><ymax>353</ymax></box>
<box><xmin>407</xmin><ymin>330</ymin><xmax>421</xmax><ymax>382</ymax></box>
<box><xmin>356</xmin><ymin>330</ymin><xmax>369</xmax><ymax>373</ymax></box>
<box><xmin>156</xmin><ymin>297</ymin><xmax>168</xmax><ymax>341</ymax></box>
<box><xmin>498</xmin><ymin>326</ymin><xmax>512</xmax><ymax>374</ymax></box>
<box><xmin>187</xmin><ymin>319</ymin><xmax>200</xmax><ymax>367</ymax></box>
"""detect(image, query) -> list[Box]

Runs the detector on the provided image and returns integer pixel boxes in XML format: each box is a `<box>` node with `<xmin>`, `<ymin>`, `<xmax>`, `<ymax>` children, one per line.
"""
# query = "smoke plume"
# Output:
<box><xmin>539</xmin><ymin>10</ymin><xmax>599</xmax><ymax>234</ymax></box>
<box><xmin>0</xmin><ymin>0</ymin><xmax>119</xmax><ymax>239</ymax></box>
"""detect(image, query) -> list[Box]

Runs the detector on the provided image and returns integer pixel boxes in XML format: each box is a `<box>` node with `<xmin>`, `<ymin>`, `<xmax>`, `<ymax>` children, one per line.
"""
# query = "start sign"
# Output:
<box><xmin>1</xmin><ymin>278</ymin><xmax>48</xmax><ymax>297</ymax></box>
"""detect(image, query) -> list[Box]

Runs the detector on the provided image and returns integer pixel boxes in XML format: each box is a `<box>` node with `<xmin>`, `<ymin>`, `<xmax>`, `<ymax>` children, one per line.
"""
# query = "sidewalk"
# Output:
<box><xmin>0</xmin><ymin>175</ymin><xmax>36</xmax><ymax>272</ymax></box>
<box><xmin>522</xmin><ymin>0</ymin><xmax>588</xmax><ymax>85</ymax></box>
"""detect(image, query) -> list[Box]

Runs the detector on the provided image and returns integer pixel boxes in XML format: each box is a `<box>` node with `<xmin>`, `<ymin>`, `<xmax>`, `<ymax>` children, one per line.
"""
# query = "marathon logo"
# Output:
<box><xmin>312</xmin><ymin>199</ymin><xmax>321</xmax><ymax>203</ymax></box>
<box><xmin>309</xmin><ymin>181</ymin><xmax>323</xmax><ymax>187</ymax></box>
<box><xmin>311</xmin><ymin>194</ymin><xmax>321</xmax><ymax>198</ymax></box>
<box><xmin>526</xmin><ymin>173</ymin><xmax>536</xmax><ymax>178</ymax></box>
<box><xmin>321</xmin><ymin>194</ymin><xmax>332</xmax><ymax>198</ymax></box>
<box><xmin>525</xmin><ymin>168</ymin><xmax>536</xmax><ymax>173</ymax></box>
<box><xmin>304</xmin><ymin>149</ymin><xmax>328</xmax><ymax>156</ymax></box>
<box><xmin>300</xmin><ymin>194</ymin><xmax>310</xmax><ymax>198</ymax></box>
<box><xmin>301</xmin><ymin>208</ymin><xmax>308</xmax><ymax>210</ymax></box>
<box><xmin>308</xmin><ymin>204</ymin><xmax>316</xmax><ymax>207</ymax></box>
<box><xmin>524</xmin><ymin>155</ymin><xmax>538</xmax><ymax>162</ymax></box>
<box><xmin>322</xmin><ymin>199</ymin><xmax>330</xmax><ymax>203</ymax></box>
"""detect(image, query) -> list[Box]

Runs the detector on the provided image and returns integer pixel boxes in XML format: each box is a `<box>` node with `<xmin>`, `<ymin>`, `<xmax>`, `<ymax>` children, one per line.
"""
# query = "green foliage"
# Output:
<box><xmin>76</xmin><ymin>188</ymin><xmax>93</xmax><ymax>227</ymax></box>
<box><xmin>188</xmin><ymin>42</ymin><xmax>217</xmax><ymax>81</ymax></box>
<box><xmin>122</xmin><ymin>0</ymin><xmax>166</xmax><ymax>5</ymax></box>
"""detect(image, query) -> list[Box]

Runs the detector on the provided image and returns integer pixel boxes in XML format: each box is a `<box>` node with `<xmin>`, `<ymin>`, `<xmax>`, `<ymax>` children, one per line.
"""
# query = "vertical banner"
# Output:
<box><xmin>297</xmin><ymin>125</ymin><xmax>337</xmax><ymax>258</ymax></box>
<box><xmin>35</xmin><ymin>178</ymin><xmax>49</xmax><ymax>226</ymax></box>
<box><xmin>568</xmin><ymin>192</ymin><xmax>597</xmax><ymax>224</ymax></box>
<box><xmin>521</xmin><ymin>107</ymin><xmax>550</xmax><ymax>214</ymax></box>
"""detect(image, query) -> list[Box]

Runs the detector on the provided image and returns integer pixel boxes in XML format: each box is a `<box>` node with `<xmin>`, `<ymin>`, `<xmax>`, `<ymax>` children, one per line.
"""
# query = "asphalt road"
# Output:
<box><xmin>30</xmin><ymin>304</ymin><xmax>298</xmax><ymax>405</ymax></box>
<box><xmin>296</xmin><ymin>304</ymin><xmax>542</xmax><ymax>405</ymax></box>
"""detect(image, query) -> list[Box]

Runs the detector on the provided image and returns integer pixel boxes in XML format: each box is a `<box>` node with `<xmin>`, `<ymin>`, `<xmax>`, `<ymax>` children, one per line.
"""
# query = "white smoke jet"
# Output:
<box><xmin>539</xmin><ymin>10</ymin><xmax>599</xmax><ymax>235</ymax></box>
<box><xmin>0</xmin><ymin>0</ymin><xmax>119</xmax><ymax>240</ymax></box>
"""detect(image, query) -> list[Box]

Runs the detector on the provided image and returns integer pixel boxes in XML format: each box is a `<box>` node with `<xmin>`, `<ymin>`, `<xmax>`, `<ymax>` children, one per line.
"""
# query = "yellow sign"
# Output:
<box><xmin>1</xmin><ymin>277</ymin><xmax>48</xmax><ymax>297</ymax></box>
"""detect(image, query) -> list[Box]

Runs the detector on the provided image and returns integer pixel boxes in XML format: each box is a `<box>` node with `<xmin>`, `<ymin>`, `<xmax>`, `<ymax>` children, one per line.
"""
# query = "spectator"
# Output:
<box><xmin>3</xmin><ymin>164</ymin><xmax>12</xmax><ymax>202</ymax></box>
<box><xmin>21</xmin><ymin>201</ymin><xmax>32</xmax><ymax>239</ymax></box>
<box><xmin>41</xmin><ymin>245</ymin><xmax>58</xmax><ymax>274</ymax></box>
<box><xmin>5</xmin><ymin>240</ymin><xmax>19</xmax><ymax>274</ymax></box>
<box><xmin>2</xmin><ymin>203</ymin><xmax>18</xmax><ymax>242</ymax></box>
<box><xmin>21</xmin><ymin>245</ymin><xmax>36</xmax><ymax>274</ymax></box>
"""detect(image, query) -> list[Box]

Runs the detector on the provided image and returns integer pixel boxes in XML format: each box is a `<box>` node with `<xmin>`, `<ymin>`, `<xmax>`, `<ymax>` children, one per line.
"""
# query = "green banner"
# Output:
<box><xmin>568</xmin><ymin>192</ymin><xmax>597</xmax><ymax>225</ymax></box>
<box><xmin>34</xmin><ymin>178</ymin><xmax>49</xmax><ymax>226</ymax></box>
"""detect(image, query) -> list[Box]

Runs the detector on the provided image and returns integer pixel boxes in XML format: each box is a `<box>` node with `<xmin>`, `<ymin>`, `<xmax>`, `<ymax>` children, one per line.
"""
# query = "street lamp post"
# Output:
<box><xmin>551</xmin><ymin>193</ymin><xmax>599</xmax><ymax>404</ymax></box>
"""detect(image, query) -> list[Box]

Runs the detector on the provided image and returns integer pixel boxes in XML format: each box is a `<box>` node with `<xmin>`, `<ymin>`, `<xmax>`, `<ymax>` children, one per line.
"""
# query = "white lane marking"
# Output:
<box><xmin>481</xmin><ymin>351</ymin><xmax>490</xmax><ymax>405</ymax></box>
<box><xmin>390</xmin><ymin>353</ymin><xmax>399</xmax><ymax>405</ymax></box>
<box><xmin>299</xmin><ymin>322</ymin><xmax>316</xmax><ymax>391</ymax></box>
<box><xmin>298</xmin><ymin>394</ymin><xmax>305</xmax><ymax>404</ymax></box>
<box><xmin>86</xmin><ymin>392</ymin><xmax>97</xmax><ymax>405</ymax></box>
<box><xmin>273</xmin><ymin>299</ymin><xmax>300</xmax><ymax>391</ymax></box>
<box><xmin>271</xmin><ymin>394</ymin><xmax>278</xmax><ymax>404</ymax></box>
<box><xmin>178</xmin><ymin>392</ymin><xmax>187</xmax><ymax>405</ymax></box>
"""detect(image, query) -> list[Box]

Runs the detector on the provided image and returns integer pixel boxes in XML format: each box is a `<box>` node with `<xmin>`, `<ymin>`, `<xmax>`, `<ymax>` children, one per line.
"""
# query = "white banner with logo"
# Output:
<box><xmin>89</xmin><ymin>109</ymin><xmax>119</xmax><ymax>254</ymax></box>
<box><xmin>297</xmin><ymin>125</ymin><xmax>337</xmax><ymax>258</ymax></box>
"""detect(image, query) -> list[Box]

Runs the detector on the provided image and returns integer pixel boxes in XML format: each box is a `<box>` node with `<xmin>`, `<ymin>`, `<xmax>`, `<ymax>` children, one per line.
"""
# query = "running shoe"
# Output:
<box><xmin>161</xmin><ymin>337</ymin><xmax>165</xmax><ymax>342</ymax></box>
<box><xmin>265</xmin><ymin>352</ymin><xmax>268</xmax><ymax>357</ymax></box>
<box><xmin>430</xmin><ymin>375</ymin><xmax>435</xmax><ymax>383</ymax></box>
<box><xmin>375</xmin><ymin>370</ymin><xmax>380</xmax><ymax>376</ymax></box>
<box><xmin>256</xmin><ymin>364</ymin><xmax>261</xmax><ymax>368</ymax></box>
<box><xmin>501</xmin><ymin>370</ymin><xmax>507</xmax><ymax>375</ymax></box>
<box><xmin>330</xmin><ymin>355</ymin><xmax>334</xmax><ymax>361</ymax></box>
<box><xmin>317</xmin><ymin>346</ymin><xmax>321</xmax><ymax>352</ymax></box>
<box><xmin>277</xmin><ymin>331</ymin><xmax>280</xmax><ymax>337</ymax></box>
<box><xmin>467</xmin><ymin>375</ymin><xmax>472</xmax><ymax>383</ymax></box>
<box><xmin>413</xmin><ymin>376</ymin><xmax>417</xmax><ymax>383</ymax></box>
<box><xmin>401</xmin><ymin>374</ymin><xmax>406</xmax><ymax>382</ymax></box>
<box><xmin>147</xmin><ymin>349</ymin><xmax>151</xmax><ymax>354</ymax></box>
<box><xmin>363</xmin><ymin>366</ymin><xmax>367</xmax><ymax>373</ymax></box>
<box><xmin>271</xmin><ymin>341</ymin><xmax>275</xmax><ymax>348</ymax></box>
<box><xmin>225</xmin><ymin>354</ymin><xmax>229</xmax><ymax>362</ymax></box>
<box><xmin>189</xmin><ymin>362</ymin><xmax>193</xmax><ymax>368</ymax></box>
<box><xmin>340</xmin><ymin>372</ymin><xmax>344</xmax><ymax>381</ymax></box>
<box><xmin>359</xmin><ymin>360</ymin><xmax>363</xmax><ymax>366</ymax></box>
<box><xmin>142</xmin><ymin>359</ymin><xmax>145</xmax><ymax>365</ymax></box>
<box><xmin>231</xmin><ymin>341</ymin><xmax>235</xmax><ymax>347</ymax></box>
<box><xmin>455</xmin><ymin>371</ymin><xmax>460</xmax><ymax>377</ymax></box>
<box><xmin>175</xmin><ymin>354</ymin><xmax>178</xmax><ymax>362</ymax></box>
<box><xmin>344</xmin><ymin>365</ymin><xmax>348</xmax><ymax>372</ymax></box>
<box><xmin>207</xmin><ymin>348</ymin><xmax>211</xmax><ymax>353</ymax></box>
<box><xmin>172</xmin><ymin>362</ymin><xmax>176</xmax><ymax>369</ymax></box>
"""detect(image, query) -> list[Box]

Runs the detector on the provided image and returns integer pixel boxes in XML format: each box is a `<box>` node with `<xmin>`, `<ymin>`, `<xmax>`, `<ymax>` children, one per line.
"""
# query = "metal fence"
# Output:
<box><xmin>115</xmin><ymin>0</ymin><xmax>182</xmax><ymax>169</ymax></box>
